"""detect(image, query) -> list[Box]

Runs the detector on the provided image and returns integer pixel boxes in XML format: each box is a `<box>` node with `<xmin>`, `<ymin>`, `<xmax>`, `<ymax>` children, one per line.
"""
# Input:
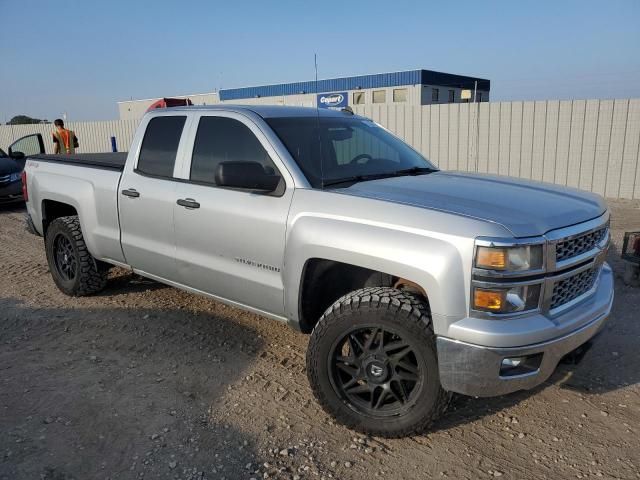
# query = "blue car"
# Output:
<box><xmin>0</xmin><ymin>134</ymin><xmax>44</xmax><ymax>204</ymax></box>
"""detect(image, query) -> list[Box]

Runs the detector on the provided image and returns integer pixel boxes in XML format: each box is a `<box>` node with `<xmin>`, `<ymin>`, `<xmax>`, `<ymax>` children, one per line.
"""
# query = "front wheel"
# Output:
<box><xmin>45</xmin><ymin>216</ymin><xmax>108</xmax><ymax>296</ymax></box>
<box><xmin>306</xmin><ymin>287</ymin><xmax>450</xmax><ymax>438</ymax></box>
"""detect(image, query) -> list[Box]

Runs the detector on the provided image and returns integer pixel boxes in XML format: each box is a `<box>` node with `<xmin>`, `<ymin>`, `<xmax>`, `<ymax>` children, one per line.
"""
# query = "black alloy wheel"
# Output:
<box><xmin>45</xmin><ymin>216</ymin><xmax>108</xmax><ymax>296</ymax></box>
<box><xmin>329</xmin><ymin>326</ymin><xmax>422</xmax><ymax>416</ymax></box>
<box><xmin>53</xmin><ymin>233</ymin><xmax>77</xmax><ymax>281</ymax></box>
<box><xmin>306</xmin><ymin>287</ymin><xmax>451</xmax><ymax>437</ymax></box>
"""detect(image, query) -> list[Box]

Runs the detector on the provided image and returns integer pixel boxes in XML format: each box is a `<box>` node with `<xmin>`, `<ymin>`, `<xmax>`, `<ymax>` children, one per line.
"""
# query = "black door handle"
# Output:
<box><xmin>177</xmin><ymin>198</ymin><xmax>200</xmax><ymax>209</ymax></box>
<box><xmin>122</xmin><ymin>188</ymin><xmax>140</xmax><ymax>198</ymax></box>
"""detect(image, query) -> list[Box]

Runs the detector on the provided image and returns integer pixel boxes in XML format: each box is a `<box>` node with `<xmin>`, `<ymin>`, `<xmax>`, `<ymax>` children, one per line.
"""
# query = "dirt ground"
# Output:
<box><xmin>1</xmin><ymin>200</ymin><xmax>639</xmax><ymax>480</ymax></box>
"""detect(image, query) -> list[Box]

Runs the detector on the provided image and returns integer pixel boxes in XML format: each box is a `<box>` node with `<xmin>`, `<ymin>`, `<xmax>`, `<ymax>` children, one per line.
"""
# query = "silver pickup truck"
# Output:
<box><xmin>19</xmin><ymin>105</ymin><xmax>613</xmax><ymax>437</ymax></box>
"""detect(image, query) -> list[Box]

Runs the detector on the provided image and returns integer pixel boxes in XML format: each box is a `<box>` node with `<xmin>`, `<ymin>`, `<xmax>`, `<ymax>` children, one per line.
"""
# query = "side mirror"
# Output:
<box><xmin>9</xmin><ymin>151</ymin><xmax>25</xmax><ymax>160</ymax></box>
<box><xmin>215</xmin><ymin>161</ymin><xmax>281</xmax><ymax>192</ymax></box>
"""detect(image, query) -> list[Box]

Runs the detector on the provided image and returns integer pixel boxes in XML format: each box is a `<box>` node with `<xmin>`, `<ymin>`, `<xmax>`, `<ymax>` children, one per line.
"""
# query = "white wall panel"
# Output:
<box><xmin>554</xmin><ymin>101</ymin><xmax>573</xmax><ymax>185</ymax></box>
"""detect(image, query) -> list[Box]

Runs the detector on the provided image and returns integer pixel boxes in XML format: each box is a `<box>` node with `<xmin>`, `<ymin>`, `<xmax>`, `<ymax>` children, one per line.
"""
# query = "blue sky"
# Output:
<box><xmin>1</xmin><ymin>0</ymin><xmax>639</xmax><ymax>121</ymax></box>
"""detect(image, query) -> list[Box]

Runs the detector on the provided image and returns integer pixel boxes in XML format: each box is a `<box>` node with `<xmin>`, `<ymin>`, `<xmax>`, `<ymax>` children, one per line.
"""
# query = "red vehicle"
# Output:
<box><xmin>146</xmin><ymin>97</ymin><xmax>193</xmax><ymax>112</ymax></box>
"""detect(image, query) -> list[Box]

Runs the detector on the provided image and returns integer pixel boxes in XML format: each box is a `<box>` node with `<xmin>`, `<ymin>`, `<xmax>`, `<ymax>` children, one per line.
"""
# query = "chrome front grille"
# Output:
<box><xmin>0</xmin><ymin>174</ymin><xmax>11</xmax><ymax>187</ymax></box>
<box><xmin>550</xmin><ymin>267</ymin><xmax>598</xmax><ymax>310</ymax></box>
<box><xmin>556</xmin><ymin>226</ymin><xmax>607</xmax><ymax>263</ymax></box>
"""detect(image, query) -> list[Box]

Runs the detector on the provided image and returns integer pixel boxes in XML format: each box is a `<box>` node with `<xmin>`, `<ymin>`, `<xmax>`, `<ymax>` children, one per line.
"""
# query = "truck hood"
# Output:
<box><xmin>340</xmin><ymin>172</ymin><xmax>607</xmax><ymax>237</ymax></box>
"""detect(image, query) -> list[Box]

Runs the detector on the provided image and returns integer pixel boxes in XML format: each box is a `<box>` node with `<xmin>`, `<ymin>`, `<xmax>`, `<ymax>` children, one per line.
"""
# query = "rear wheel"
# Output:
<box><xmin>306</xmin><ymin>287</ymin><xmax>450</xmax><ymax>437</ymax></box>
<box><xmin>45</xmin><ymin>216</ymin><xmax>108</xmax><ymax>296</ymax></box>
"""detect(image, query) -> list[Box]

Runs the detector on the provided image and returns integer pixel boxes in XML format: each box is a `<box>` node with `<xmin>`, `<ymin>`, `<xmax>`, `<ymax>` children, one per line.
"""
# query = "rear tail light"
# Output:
<box><xmin>21</xmin><ymin>170</ymin><xmax>28</xmax><ymax>202</ymax></box>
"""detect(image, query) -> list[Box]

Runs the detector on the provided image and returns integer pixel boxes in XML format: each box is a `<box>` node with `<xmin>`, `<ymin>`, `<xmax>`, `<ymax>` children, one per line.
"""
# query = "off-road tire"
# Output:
<box><xmin>306</xmin><ymin>287</ymin><xmax>451</xmax><ymax>438</ymax></box>
<box><xmin>45</xmin><ymin>216</ymin><xmax>108</xmax><ymax>296</ymax></box>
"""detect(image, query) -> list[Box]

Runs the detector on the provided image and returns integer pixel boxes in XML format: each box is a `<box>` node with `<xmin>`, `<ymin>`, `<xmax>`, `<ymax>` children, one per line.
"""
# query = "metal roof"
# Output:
<box><xmin>219</xmin><ymin>69</ymin><xmax>490</xmax><ymax>101</ymax></box>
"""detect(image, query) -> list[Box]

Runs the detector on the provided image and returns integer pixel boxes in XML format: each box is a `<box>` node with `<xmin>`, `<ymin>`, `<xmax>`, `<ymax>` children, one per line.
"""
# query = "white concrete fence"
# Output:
<box><xmin>0</xmin><ymin>120</ymin><xmax>139</xmax><ymax>157</ymax></box>
<box><xmin>2</xmin><ymin>99</ymin><xmax>639</xmax><ymax>199</ymax></box>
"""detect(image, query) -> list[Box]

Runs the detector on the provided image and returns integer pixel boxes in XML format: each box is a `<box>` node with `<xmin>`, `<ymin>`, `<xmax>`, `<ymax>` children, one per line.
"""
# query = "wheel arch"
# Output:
<box><xmin>41</xmin><ymin>199</ymin><xmax>79</xmax><ymax>234</ymax></box>
<box><xmin>296</xmin><ymin>258</ymin><xmax>400</xmax><ymax>333</ymax></box>
<box><xmin>283</xmin><ymin>215</ymin><xmax>469</xmax><ymax>335</ymax></box>
<box><xmin>38</xmin><ymin>191</ymin><xmax>104</xmax><ymax>263</ymax></box>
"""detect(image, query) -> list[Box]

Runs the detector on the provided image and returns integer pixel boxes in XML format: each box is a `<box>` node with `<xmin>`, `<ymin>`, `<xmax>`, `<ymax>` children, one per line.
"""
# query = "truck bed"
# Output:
<box><xmin>30</xmin><ymin>153</ymin><xmax>127</xmax><ymax>171</ymax></box>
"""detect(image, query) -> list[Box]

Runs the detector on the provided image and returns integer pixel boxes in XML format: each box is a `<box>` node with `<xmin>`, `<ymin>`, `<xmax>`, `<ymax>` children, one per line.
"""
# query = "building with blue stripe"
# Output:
<box><xmin>219</xmin><ymin>69</ymin><xmax>489</xmax><ymax>102</ymax></box>
<box><xmin>118</xmin><ymin>69</ymin><xmax>490</xmax><ymax>120</ymax></box>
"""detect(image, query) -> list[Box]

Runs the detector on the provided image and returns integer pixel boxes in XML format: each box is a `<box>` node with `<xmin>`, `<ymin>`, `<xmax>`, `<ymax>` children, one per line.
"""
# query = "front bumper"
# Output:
<box><xmin>437</xmin><ymin>264</ymin><xmax>613</xmax><ymax>397</ymax></box>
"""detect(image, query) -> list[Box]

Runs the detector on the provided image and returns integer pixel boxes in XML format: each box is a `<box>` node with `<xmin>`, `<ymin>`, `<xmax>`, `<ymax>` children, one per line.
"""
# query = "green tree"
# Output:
<box><xmin>7</xmin><ymin>115</ymin><xmax>50</xmax><ymax>125</ymax></box>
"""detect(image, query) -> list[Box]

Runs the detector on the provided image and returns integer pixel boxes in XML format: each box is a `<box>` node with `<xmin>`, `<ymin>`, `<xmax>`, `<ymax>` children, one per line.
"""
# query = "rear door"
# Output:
<box><xmin>118</xmin><ymin>114</ymin><xmax>189</xmax><ymax>280</ymax></box>
<box><xmin>173</xmin><ymin>111</ymin><xmax>294</xmax><ymax>316</ymax></box>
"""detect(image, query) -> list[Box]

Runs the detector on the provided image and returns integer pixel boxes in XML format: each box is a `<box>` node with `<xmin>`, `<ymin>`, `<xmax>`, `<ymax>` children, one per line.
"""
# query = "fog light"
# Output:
<box><xmin>502</xmin><ymin>357</ymin><xmax>524</xmax><ymax>367</ymax></box>
<box><xmin>499</xmin><ymin>353</ymin><xmax>543</xmax><ymax>377</ymax></box>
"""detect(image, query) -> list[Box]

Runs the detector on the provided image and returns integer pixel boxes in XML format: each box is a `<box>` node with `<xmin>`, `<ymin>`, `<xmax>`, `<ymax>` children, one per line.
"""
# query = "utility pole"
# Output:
<box><xmin>470</xmin><ymin>80</ymin><xmax>479</xmax><ymax>171</ymax></box>
<box><xmin>9</xmin><ymin>118</ymin><xmax>15</xmax><ymax>142</ymax></box>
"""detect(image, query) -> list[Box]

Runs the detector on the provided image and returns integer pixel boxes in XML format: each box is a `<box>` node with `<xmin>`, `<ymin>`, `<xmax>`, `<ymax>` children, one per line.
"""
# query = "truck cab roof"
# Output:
<box><xmin>152</xmin><ymin>104</ymin><xmax>360</xmax><ymax>119</ymax></box>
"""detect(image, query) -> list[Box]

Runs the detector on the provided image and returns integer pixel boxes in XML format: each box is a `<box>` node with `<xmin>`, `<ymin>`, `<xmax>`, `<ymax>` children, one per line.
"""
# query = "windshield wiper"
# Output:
<box><xmin>323</xmin><ymin>167</ymin><xmax>438</xmax><ymax>188</ymax></box>
<box><xmin>322</xmin><ymin>173</ymin><xmax>391</xmax><ymax>188</ymax></box>
<box><xmin>390</xmin><ymin>166</ymin><xmax>439</xmax><ymax>176</ymax></box>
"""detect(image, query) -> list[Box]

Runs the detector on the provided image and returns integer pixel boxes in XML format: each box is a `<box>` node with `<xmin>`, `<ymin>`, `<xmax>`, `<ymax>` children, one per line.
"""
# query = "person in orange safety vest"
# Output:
<box><xmin>52</xmin><ymin>118</ymin><xmax>79</xmax><ymax>154</ymax></box>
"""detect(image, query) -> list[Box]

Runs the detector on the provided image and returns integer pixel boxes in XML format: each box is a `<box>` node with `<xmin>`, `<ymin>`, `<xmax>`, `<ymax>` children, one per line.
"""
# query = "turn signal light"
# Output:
<box><xmin>476</xmin><ymin>247</ymin><xmax>507</xmax><ymax>269</ymax></box>
<box><xmin>473</xmin><ymin>289</ymin><xmax>505</xmax><ymax>311</ymax></box>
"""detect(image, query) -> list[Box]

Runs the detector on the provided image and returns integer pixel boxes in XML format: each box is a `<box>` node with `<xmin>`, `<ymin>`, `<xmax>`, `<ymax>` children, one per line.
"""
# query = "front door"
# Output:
<box><xmin>9</xmin><ymin>133</ymin><xmax>45</xmax><ymax>159</ymax></box>
<box><xmin>173</xmin><ymin>113</ymin><xmax>293</xmax><ymax>316</ymax></box>
<box><xmin>119</xmin><ymin>115</ymin><xmax>188</xmax><ymax>279</ymax></box>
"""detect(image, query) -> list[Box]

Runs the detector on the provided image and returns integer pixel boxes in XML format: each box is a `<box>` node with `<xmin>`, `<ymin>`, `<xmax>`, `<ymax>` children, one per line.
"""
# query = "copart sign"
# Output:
<box><xmin>317</xmin><ymin>92</ymin><xmax>348</xmax><ymax>109</ymax></box>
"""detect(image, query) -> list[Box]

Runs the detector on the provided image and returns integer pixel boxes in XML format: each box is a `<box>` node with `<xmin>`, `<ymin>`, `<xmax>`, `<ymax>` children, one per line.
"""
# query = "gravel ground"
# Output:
<box><xmin>1</xmin><ymin>200</ymin><xmax>639</xmax><ymax>480</ymax></box>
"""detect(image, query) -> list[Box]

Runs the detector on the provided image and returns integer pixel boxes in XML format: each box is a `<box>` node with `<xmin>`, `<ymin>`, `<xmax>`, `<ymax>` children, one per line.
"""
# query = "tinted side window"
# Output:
<box><xmin>190</xmin><ymin>116</ymin><xmax>276</xmax><ymax>185</ymax></box>
<box><xmin>137</xmin><ymin>116</ymin><xmax>186</xmax><ymax>178</ymax></box>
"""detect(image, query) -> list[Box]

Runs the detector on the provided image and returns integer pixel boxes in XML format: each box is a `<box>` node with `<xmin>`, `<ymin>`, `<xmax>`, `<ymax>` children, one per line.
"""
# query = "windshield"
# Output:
<box><xmin>266</xmin><ymin>116</ymin><xmax>437</xmax><ymax>188</ymax></box>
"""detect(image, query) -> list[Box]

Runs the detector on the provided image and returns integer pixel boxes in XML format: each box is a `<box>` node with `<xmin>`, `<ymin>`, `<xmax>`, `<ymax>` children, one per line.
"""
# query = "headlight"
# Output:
<box><xmin>10</xmin><ymin>172</ymin><xmax>22</xmax><ymax>183</ymax></box>
<box><xmin>473</xmin><ymin>284</ymin><xmax>541</xmax><ymax>313</ymax></box>
<box><xmin>475</xmin><ymin>245</ymin><xmax>543</xmax><ymax>272</ymax></box>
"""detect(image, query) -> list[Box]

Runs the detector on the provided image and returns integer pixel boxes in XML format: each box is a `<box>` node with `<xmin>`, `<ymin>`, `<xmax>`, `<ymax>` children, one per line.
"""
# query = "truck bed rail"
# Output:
<box><xmin>29</xmin><ymin>153</ymin><xmax>128</xmax><ymax>171</ymax></box>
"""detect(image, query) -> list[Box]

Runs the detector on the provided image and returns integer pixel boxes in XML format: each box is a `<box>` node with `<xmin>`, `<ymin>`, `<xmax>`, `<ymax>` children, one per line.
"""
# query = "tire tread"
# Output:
<box><xmin>307</xmin><ymin>287</ymin><xmax>451</xmax><ymax>438</ymax></box>
<box><xmin>46</xmin><ymin>216</ymin><xmax>107</xmax><ymax>296</ymax></box>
